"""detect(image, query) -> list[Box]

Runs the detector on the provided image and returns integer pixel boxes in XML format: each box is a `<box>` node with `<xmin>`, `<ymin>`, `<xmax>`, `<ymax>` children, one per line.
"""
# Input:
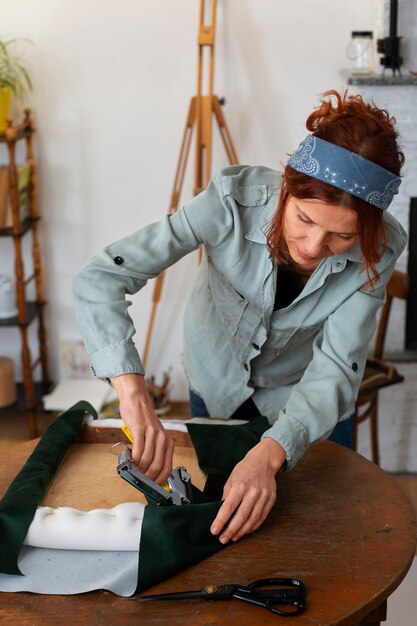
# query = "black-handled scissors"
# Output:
<box><xmin>131</xmin><ymin>577</ymin><xmax>307</xmax><ymax>616</ymax></box>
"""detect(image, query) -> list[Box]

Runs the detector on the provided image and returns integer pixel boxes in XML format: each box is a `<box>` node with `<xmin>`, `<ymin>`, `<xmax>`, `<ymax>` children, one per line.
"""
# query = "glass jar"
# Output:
<box><xmin>348</xmin><ymin>31</ymin><xmax>374</xmax><ymax>75</ymax></box>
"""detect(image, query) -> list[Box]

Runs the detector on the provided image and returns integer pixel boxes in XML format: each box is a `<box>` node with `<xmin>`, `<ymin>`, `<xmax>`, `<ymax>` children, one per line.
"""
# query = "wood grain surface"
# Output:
<box><xmin>40</xmin><ymin>443</ymin><xmax>207</xmax><ymax>509</ymax></box>
<box><xmin>0</xmin><ymin>433</ymin><xmax>415</xmax><ymax>626</ymax></box>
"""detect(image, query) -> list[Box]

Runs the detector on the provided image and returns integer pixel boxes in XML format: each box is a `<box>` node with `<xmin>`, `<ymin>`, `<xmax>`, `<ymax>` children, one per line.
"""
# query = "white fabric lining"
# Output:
<box><xmin>82</xmin><ymin>415</ymin><xmax>247</xmax><ymax>430</ymax></box>
<box><xmin>24</xmin><ymin>502</ymin><xmax>145</xmax><ymax>551</ymax></box>
<box><xmin>0</xmin><ymin>546</ymin><xmax>139</xmax><ymax>596</ymax></box>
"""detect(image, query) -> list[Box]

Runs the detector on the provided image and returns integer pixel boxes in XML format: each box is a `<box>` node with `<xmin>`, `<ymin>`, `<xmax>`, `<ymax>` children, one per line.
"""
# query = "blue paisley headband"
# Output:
<box><xmin>287</xmin><ymin>135</ymin><xmax>401</xmax><ymax>211</ymax></box>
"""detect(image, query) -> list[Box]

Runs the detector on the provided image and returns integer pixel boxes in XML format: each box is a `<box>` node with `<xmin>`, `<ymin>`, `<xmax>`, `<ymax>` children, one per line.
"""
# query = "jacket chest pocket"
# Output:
<box><xmin>265</xmin><ymin>322</ymin><xmax>323</xmax><ymax>353</ymax></box>
<box><xmin>208</xmin><ymin>266</ymin><xmax>248</xmax><ymax>335</ymax></box>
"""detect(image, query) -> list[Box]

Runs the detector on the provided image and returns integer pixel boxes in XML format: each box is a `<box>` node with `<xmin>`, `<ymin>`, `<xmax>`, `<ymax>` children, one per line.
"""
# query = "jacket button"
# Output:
<box><xmin>252</xmin><ymin>343</ymin><xmax>260</xmax><ymax>350</ymax></box>
<box><xmin>244</xmin><ymin>364</ymin><xmax>249</xmax><ymax>371</ymax></box>
<box><xmin>114</xmin><ymin>256</ymin><xmax>124</xmax><ymax>265</ymax></box>
<box><xmin>352</xmin><ymin>362</ymin><xmax>358</xmax><ymax>372</ymax></box>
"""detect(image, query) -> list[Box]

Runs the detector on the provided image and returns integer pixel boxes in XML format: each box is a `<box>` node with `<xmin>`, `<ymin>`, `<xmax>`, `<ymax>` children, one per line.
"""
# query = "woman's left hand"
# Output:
<box><xmin>210</xmin><ymin>437</ymin><xmax>286</xmax><ymax>544</ymax></box>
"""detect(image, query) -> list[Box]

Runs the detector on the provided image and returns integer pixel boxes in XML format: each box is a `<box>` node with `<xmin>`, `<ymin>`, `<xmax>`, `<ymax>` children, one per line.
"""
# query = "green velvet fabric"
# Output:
<box><xmin>137</xmin><ymin>499</ymin><xmax>225</xmax><ymax>592</ymax></box>
<box><xmin>187</xmin><ymin>416</ymin><xmax>270</xmax><ymax>499</ymax></box>
<box><xmin>0</xmin><ymin>401</ymin><xmax>96</xmax><ymax>575</ymax></box>
<box><xmin>136</xmin><ymin>417</ymin><xmax>270</xmax><ymax>591</ymax></box>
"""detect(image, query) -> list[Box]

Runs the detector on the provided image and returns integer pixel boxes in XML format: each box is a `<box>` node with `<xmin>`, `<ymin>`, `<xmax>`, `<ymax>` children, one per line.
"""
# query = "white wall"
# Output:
<box><xmin>0</xmin><ymin>0</ymin><xmax>377</xmax><ymax>399</ymax></box>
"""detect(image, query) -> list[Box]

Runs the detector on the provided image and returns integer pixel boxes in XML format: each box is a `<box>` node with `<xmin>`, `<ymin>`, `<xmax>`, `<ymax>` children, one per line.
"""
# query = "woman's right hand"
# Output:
<box><xmin>110</xmin><ymin>373</ymin><xmax>175</xmax><ymax>484</ymax></box>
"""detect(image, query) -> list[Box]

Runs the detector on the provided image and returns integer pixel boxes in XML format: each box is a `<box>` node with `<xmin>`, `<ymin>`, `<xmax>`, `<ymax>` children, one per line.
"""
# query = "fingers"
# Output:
<box><xmin>226</xmin><ymin>491</ymin><xmax>276</xmax><ymax>543</ymax></box>
<box><xmin>156</xmin><ymin>436</ymin><xmax>176</xmax><ymax>484</ymax></box>
<box><xmin>132</xmin><ymin>426</ymin><xmax>174</xmax><ymax>483</ymax></box>
<box><xmin>113</xmin><ymin>375</ymin><xmax>175</xmax><ymax>484</ymax></box>
<box><xmin>210</xmin><ymin>489</ymin><xmax>241</xmax><ymax>542</ymax></box>
<box><xmin>210</xmin><ymin>439</ymin><xmax>285</xmax><ymax>543</ymax></box>
<box><xmin>211</xmin><ymin>484</ymin><xmax>276</xmax><ymax>544</ymax></box>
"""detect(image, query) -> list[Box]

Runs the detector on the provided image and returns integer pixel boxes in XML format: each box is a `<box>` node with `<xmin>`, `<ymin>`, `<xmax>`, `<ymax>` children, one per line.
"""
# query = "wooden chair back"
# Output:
<box><xmin>373</xmin><ymin>270</ymin><xmax>410</xmax><ymax>359</ymax></box>
<box><xmin>354</xmin><ymin>269</ymin><xmax>410</xmax><ymax>464</ymax></box>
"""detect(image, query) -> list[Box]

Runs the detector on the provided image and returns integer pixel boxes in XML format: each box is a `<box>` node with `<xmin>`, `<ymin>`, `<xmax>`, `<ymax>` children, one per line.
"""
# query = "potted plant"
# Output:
<box><xmin>0</xmin><ymin>39</ymin><xmax>33</xmax><ymax>133</ymax></box>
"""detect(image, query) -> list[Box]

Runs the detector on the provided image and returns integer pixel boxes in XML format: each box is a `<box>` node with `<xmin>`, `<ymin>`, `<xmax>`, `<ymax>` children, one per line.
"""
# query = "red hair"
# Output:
<box><xmin>266</xmin><ymin>90</ymin><xmax>405</xmax><ymax>285</ymax></box>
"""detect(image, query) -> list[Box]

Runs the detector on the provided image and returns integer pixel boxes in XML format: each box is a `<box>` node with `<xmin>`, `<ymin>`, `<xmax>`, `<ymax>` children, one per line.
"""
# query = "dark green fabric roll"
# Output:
<box><xmin>0</xmin><ymin>401</ymin><xmax>96</xmax><ymax>575</ymax></box>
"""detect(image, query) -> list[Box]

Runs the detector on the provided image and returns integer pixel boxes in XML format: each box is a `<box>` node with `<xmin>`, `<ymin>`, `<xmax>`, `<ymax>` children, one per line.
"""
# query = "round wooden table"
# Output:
<box><xmin>0</xmin><ymin>436</ymin><xmax>415</xmax><ymax>626</ymax></box>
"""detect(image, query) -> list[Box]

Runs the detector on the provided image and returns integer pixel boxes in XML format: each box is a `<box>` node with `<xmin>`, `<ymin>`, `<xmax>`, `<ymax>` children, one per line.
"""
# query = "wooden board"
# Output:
<box><xmin>40</xmin><ymin>444</ymin><xmax>207</xmax><ymax>510</ymax></box>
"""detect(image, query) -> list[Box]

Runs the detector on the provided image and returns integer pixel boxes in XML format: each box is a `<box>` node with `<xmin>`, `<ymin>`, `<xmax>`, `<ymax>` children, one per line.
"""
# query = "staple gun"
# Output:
<box><xmin>116</xmin><ymin>446</ymin><xmax>193</xmax><ymax>506</ymax></box>
<box><xmin>113</xmin><ymin>424</ymin><xmax>193</xmax><ymax>505</ymax></box>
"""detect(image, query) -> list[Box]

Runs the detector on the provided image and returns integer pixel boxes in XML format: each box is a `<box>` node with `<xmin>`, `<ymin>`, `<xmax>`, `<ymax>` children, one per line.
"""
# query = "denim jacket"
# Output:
<box><xmin>73</xmin><ymin>165</ymin><xmax>407</xmax><ymax>469</ymax></box>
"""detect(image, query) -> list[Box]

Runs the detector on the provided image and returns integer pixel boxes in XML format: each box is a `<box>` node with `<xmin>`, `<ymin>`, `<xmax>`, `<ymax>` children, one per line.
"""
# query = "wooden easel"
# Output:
<box><xmin>142</xmin><ymin>0</ymin><xmax>238</xmax><ymax>367</ymax></box>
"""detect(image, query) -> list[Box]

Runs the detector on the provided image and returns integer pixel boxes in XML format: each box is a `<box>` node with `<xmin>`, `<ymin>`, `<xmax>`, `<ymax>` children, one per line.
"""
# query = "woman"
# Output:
<box><xmin>73</xmin><ymin>90</ymin><xmax>406</xmax><ymax>546</ymax></box>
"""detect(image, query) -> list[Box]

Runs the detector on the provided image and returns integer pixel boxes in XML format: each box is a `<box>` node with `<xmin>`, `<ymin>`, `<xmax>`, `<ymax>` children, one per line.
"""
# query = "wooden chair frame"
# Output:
<box><xmin>354</xmin><ymin>270</ymin><xmax>410</xmax><ymax>464</ymax></box>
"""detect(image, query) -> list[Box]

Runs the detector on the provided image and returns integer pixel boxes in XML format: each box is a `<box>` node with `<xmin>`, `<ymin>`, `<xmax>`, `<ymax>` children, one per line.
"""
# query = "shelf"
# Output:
<box><xmin>0</xmin><ymin>123</ymin><xmax>35</xmax><ymax>144</ymax></box>
<box><xmin>0</xmin><ymin>301</ymin><xmax>46</xmax><ymax>328</ymax></box>
<box><xmin>0</xmin><ymin>216</ymin><xmax>40</xmax><ymax>238</ymax></box>
<box><xmin>347</xmin><ymin>73</ymin><xmax>417</xmax><ymax>86</ymax></box>
<box><xmin>0</xmin><ymin>111</ymin><xmax>49</xmax><ymax>438</ymax></box>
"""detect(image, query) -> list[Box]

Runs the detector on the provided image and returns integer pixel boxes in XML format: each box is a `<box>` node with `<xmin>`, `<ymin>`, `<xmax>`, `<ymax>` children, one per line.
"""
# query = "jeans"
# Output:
<box><xmin>188</xmin><ymin>389</ymin><xmax>354</xmax><ymax>450</ymax></box>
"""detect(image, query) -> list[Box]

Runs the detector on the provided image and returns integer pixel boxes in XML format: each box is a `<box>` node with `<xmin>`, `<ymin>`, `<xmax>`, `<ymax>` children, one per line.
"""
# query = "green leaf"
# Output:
<box><xmin>0</xmin><ymin>38</ymin><xmax>33</xmax><ymax>101</ymax></box>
